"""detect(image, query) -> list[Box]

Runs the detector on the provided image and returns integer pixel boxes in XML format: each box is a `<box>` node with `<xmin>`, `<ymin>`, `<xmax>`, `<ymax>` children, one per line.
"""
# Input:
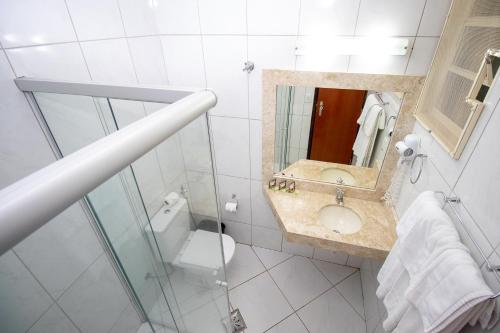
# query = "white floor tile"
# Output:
<box><xmin>266</xmin><ymin>314</ymin><xmax>308</xmax><ymax>333</ymax></box>
<box><xmin>226</xmin><ymin>244</ymin><xmax>265</xmax><ymax>289</ymax></box>
<box><xmin>252</xmin><ymin>246</ymin><xmax>293</xmax><ymax>270</ymax></box>
<box><xmin>167</xmin><ymin>269</ymin><xmax>213</xmax><ymax>315</ymax></box>
<box><xmin>312</xmin><ymin>259</ymin><xmax>357</xmax><ymax>286</ymax></box>
<box><xmin>182</xmin><ymin>301</ymin><xmax>226</xmax><ymax>333</ymax></box>
<box><xmin>230</xmin><ymin>272</ymin><xmax>293</xmax><ymax>333</ymax></box>
<box><xmin>298</xmin><ymin>288</ymin><xmax>366</xmax><ymax>333</ymax></box>
<box><xmin>269</xmin><ymin>256</ymin><xmax>331</xmax><ymax>310</ymax></box>
<box><xmin>336</xmin><ymin>272</ymin><xmax>365</xmax><ymax>319</ymax></box>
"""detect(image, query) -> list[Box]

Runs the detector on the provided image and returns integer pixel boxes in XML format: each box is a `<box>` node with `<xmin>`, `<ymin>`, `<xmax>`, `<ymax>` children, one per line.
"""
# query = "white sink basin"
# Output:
<box><xmin>320</xmin><ymin>167</ymin><xmax>356</xmax><ymax>185</ymax></box>
<box><xmin>319</xmin><ymin>205</ymin><xmax>363</xmax><ymax>234</ymax></box>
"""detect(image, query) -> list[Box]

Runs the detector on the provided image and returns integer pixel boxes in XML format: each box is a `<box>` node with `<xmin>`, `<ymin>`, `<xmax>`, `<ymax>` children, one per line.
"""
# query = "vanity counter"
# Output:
<box><xmin>265</xmin><ymin>187</ymin><xmax>397</xmax><ymax>260</ymax></box>
<box><xmin>281</xmin><ymin>159</ymin><xmax>379</xmax><ymax>189</ymax></box>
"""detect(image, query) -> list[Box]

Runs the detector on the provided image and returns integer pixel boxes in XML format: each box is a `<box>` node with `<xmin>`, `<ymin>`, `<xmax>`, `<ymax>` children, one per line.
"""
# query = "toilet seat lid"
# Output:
<box><xmin>179</xmin><ymin>230</ymin><xmax>235</xmax><ymax>269</ymax></box>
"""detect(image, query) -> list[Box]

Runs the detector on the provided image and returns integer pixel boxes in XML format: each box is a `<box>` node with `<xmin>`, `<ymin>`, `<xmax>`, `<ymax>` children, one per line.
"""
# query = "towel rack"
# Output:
<box><xmin>434</xmin><ymin>191</ymin><xmax>500</xmax><ymax>300</ymax></box>
<box><xmin>374</xmin><ymin>92</ymin><xmax>389</xmax><ymax>106</ymax></box>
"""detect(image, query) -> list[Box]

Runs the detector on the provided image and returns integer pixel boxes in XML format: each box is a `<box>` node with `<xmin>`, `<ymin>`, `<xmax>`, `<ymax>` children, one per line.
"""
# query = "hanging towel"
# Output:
<box><xmin>394</xmin><ymin>246</ymin><xmax>498</xmax><ymax>332</ymax></box>
<box><xmin>377</xmin><ymin>191</ymin><xmax>499</xmax><ymax>332</ymax></box>
<box><xmin>377</xmin><ymin>191</ymin><xmax>440</xmax><ymax>298</ymax></box>
<box><xmin>352</xmin><ymin>94</ymin><xmax>385</xmax><ymax>167</ymax></box>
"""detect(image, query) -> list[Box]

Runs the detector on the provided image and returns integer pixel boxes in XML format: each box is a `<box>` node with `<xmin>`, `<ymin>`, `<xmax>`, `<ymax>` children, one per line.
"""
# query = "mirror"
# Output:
<box><xmin>274</xmin><ymin>86</ymin><xmax>403</xmax><ymax>189</ymax></box>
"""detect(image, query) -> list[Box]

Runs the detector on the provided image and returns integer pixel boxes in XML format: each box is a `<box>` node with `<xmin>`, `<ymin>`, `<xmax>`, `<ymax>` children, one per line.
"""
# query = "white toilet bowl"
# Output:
<box><xmin>145</xmin><ymin>197</ymin><xmax>236</xmax><ymax>274</ymax></box>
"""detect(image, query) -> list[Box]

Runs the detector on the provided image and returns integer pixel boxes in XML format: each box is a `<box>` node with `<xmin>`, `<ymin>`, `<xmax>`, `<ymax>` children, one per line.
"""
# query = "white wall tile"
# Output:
<box><xmin>7</xmin><ymin>43</ymin><xmax>90</xmax><ymax>81</ymax></box>
<box><xmin>118</xmin><ymin>0</ymin><xmax>158</xmax><ymax>36</ymax></box>
<box><xmin>179</xmin><ymin>115</ymin><xmax>212</xmax><ymax>173</ymax></box>
<box><xmin>14</xmin><ymin>204</ymin><xmax>102</xmax><ymax>299</ymax></box>
<box><xmin>210</xmin><ymin>116</ymin><xmax>250</xmax><ymax>178</ymax></box>
<box><xmin>296</xmin><ymin>49</ymin><xmax>349</xmax><ymax>72</ymax></box>
<box><xmin>28</xmin><ymin>304</ymin><xmax>79</xmax><ymax>333</ymax></box>
<box><xmin>218</xmin><ymin>175</ymin><xmax>251</xmax><ymax>224</ymax></box>
<box><xmin>418</xmin><ymin>0</ymin><xmax>452</xmax><ymax>37</ymax></box>
<box><xmin>0</xmin><ymin>0</ymin><xmax>76</xmax><ymax>48</ymax></box>
<box><xmin>251</xmin><ymin>180</ymin><xmax>279</xmax><ymax>230</ymax></box>
<box><xmin>81</xmin><ymin>39</ymin><xmax>137</xmax><ymax>83</ymax></box>
<box><xmin>155</xmin><ymin>0</ymin><xmax>200</xmax><ymax>34</ymax></box>
<box><xmin>299</xmin><ymin>0</ymin><xmax>360</xmax><ymax>35</ymax></box>
<box><xmin>187</xmin><ymin>171</ymin><xmax>218</xmax><ymax>218</ymax></box>
<box><xmin>427</xmin><ymin>78</ymin><xmax>500</xmax><ymax>188</ymax></box>
<box><xmin>406</xmin><ymin>37</ymin><xmax>439</xmax><ymax>75</ymax></box>
<box><xmin>161</xmin><ymin>35</ymin><xmax>206</xmax><ymax>87</ymax></box>
<box><xmin>203</xmin><ymin>36</ymin><xmax>248</xmax><ymax>117</ymax></box>
<box><xmin>252</xmin><ymin>226</ymin><xmax>283</xmax><ymax>251</ymax></box>
<box><xmin>445</xmin><ymin>202</ymin><xmax>494</xmax><ymax>267</ymax></box>
<box><xmin>155</xmin><ymin>134</ymin><xmax>185</xmax><ymax>185</ymax></box>
<box><xmin>224</xmin><ymin>220</ymin><xmax>252</xmax><ymax>245</ymax></box>
<box><xmin>250</xmin><ymin>120</ymin><xmax>262</xmax><ymax>180</ymax></box>
<box><xmin>0</xmin><ymin>251</ymin><xmax>53</xmax><ymax>333</ymax></box>
<box><xmin>58</xmin><ymin>255</ymin><xmax>130</xmax><ymax>333</ymax></box>
<box><xmin>455</xmin><ymin>96</ymin><xmax>500</xmax><ymax>248</ymax></box>
<box><xmin>66</xmin><ymin>0</ymin><xmax>125</xmax><ymax>40</ymax></box>
<box><xmin>248</xmin><ymin>36</ymin><xmax>296</xmax><ymax>119</ymax></box>
<box><xmin>128</xmin><ymin>36</ymin><xmax>168</xmax><ymax>85</ymax></box>
<box><xmin>0</xmin><ymin>52</ymin><xmax>56</xmax><ymax>188</ymax></box>
<box><xmin>247</xmin><ymin>0</ymin><xmax>300</xmax><ymax>35</ymax></box>
<box><xmin>356</xmin><ymin>0</ymin><xmax>426</xmax><ymax>36</ymax></box>
<box><xmin>349</xmin><ymin>38</ymin><xmax>414</xmax><ymax>74</ymax></box>
<box><xmin>198</xmin><ymin>0</ymin><xmax>247</xmax><ymax>35</ymax></box>
<box><xmin>108</xmin><ymin>303</ymin><xmax>141</xmax><ymax>333</ymax></box>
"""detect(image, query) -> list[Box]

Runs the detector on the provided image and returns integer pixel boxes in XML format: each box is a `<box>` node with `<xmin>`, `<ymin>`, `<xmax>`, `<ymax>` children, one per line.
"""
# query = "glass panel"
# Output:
<box><xmin>33</xmin><ymin>92</ymin><xmax>229</xmax><ymax>333</ymax></box>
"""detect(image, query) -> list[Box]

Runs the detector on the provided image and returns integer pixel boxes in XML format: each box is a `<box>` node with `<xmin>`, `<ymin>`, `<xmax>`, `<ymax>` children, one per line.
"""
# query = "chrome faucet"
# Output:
<box><xmin>336</xmin><ymin>188</ymin><xmax>345</xmax><ymax>206</ymax></box>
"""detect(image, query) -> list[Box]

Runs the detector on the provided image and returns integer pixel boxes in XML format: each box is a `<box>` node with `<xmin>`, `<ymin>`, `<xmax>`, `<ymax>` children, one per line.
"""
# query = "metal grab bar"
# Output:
<box><xmin>0</xmin><ymin>89</ymin><xmax>217</xmax><ymax>255</ymax></box>
<box><xmin>435</xmin><ymin>191</ymin><xmax>500</xmax><ymax>300</ymax></box>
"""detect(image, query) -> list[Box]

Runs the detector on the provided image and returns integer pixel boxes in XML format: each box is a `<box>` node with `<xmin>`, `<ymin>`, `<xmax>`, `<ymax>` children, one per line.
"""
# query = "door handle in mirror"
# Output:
<box><xmin>318</xmin><ymin>100</ymin><xmax>324</xmax><ymax>116</ymax></box>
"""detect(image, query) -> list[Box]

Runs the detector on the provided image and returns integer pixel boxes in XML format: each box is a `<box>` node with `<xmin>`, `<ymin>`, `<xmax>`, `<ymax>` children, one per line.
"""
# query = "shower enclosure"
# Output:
<box><xmin>2</xmin><ymin>79</ymin><xmax>230</xmax><ymax>333</ymax></box>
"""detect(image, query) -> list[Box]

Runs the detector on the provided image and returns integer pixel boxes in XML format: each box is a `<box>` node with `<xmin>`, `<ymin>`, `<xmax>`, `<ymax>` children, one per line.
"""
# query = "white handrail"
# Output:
<box><xmin>0</xmin><ymin>90</ymin><xmax>217</xmax><ymax>255</ymax></box>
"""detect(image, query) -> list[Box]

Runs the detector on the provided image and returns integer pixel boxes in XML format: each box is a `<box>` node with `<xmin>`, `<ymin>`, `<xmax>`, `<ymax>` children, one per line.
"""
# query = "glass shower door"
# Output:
<box><xmin>31</xmin><ymin>91</ymin><xmax>230</xmax><ymax>333</ymax></box>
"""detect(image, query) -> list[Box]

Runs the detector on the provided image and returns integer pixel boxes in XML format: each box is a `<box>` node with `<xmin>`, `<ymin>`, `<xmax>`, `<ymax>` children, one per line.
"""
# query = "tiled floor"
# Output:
<box><xmin>228</xmin><ymin>244</ymin><xmax>366</xmax><ymax>333</ymax></box>
<box><xmin>138</xmin><ymin>243</ymin><xmax>366</xmax><ymax>333</ymax></box>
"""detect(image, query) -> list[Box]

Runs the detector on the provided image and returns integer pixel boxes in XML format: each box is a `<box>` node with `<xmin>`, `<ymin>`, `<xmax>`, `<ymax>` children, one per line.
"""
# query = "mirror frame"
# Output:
<box><xmin>262</xmin><ymin>70</ymin><xmax>424</xmax><ymax>201</ymax></box>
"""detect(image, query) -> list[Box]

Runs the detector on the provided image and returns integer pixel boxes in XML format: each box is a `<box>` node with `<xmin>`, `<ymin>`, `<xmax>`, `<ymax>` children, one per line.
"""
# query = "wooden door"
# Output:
<box><xmin>308</xmin><ymin>88</ymin><xmax>367</xmax><ymax>164</ymax></box>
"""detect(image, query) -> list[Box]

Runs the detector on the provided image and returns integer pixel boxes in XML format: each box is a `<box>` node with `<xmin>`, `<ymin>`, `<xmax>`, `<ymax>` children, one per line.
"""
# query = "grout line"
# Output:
<box><xmin>62</xmin><ymin>0</ymin><xmax>93</xmax><ymax>81</ymax></box>
<box><xmin>404</xmin><ymin>0</ymin><xmax>428</xmax><ymax>74</ymax></box>
<box><xmin>12</xmin><ymin>250</ymin><xmax>84</xmax><ymax>333</ymax></box>
<box><xmin>335</xmin><ymin>283</ymin><xmax>366</xmax><ymax>321</ymax></box>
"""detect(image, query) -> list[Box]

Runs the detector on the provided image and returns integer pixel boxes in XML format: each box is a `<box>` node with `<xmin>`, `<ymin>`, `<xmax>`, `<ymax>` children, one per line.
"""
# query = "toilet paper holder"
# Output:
<box><xmin>225</xmin><ymin>194</ymin><xmax>238</xmax><ymax>213</ymax></box>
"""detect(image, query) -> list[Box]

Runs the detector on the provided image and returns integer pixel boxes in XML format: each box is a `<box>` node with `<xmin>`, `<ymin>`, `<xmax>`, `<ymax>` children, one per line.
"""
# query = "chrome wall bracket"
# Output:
<box><xmin>242</xmin><ymin>61</ymin><xmax>255</xmax><ymax>73</ymax></box>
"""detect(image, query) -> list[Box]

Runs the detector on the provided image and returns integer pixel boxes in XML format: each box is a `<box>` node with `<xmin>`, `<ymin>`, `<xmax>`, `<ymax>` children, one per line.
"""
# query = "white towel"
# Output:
<box><xmin>379</xmin><ymin>192</ymin><xmax>463</xmax><ymax>332</ymax></box>
<box><xmin>405</xmin><ymin>246</ymin><xmax>497</xmax><ymax>332</ymax></box>
<box><xmin>393</xmin><ymin>246</ymin><xmax>498</xmax><ymax>333</ymax></box>
<box><xmin>377</xmin><ymin>191</ymin><xmax>499</xmax><ymax>332</ymax></box>
<box><xmin>352</xmin><ymin>94</ymin><xmax>385</xmax><ymax>167</ymax></box>
<box><xmin>377</xmin><ymin>191</ymin><xmax>440</xmax><ymax>298</ymax></box>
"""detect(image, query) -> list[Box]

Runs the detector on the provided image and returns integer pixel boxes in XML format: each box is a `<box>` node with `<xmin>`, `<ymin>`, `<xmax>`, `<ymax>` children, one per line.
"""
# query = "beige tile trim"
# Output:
<box><xmin>262</xmin><ymin>70</ymin><xmax>424</xmax><ymax>201</ymax></box>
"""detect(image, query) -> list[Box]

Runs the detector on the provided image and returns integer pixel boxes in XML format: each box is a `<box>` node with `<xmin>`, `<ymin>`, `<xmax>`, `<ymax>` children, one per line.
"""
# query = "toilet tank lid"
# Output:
<box><xmin>147</xmin><ymin>198</ymin><xmax>188</xmax><ymax>233</ymax></box>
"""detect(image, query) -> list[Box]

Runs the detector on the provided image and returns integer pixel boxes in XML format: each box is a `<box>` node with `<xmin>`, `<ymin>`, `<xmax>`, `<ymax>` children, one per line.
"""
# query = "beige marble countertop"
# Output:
<box><xmin>265</xmin><ymin>187</ymin><xmax>397</xmax><ymax>260</ymax></box>
<box><xmin>280</xmin><ymin>159</ymin><xmax>379</xmax><ymax>189</ymax></box>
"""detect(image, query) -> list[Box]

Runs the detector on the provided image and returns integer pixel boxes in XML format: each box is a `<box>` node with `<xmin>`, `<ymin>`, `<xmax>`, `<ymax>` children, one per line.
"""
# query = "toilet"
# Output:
<box><xmin>145</xmin><ymin>197</ymin><xmax>236</xmax><ymax>274</ymax></box>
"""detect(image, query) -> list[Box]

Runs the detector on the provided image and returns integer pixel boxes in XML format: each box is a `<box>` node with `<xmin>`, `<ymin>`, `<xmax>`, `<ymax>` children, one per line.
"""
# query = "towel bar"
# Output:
<box><xmin>435</xmin><ymin>191</ymin><xmax>500</xmax><ymax>300</ymax></box>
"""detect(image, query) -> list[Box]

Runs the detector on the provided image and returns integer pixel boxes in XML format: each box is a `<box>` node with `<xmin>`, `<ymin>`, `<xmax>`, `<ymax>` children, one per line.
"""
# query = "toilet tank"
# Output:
<box><xmin>145</xmin><ymin>197</ymin><xmax>191</xmax><ymax>263</ymax></box>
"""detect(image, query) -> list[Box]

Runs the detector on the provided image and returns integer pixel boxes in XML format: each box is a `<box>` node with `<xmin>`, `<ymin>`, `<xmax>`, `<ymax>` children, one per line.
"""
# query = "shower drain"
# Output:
<box><xmin>230</xmin><ymin>308</ymin><xmax>247</xmax><ymax>332</ymax></box>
